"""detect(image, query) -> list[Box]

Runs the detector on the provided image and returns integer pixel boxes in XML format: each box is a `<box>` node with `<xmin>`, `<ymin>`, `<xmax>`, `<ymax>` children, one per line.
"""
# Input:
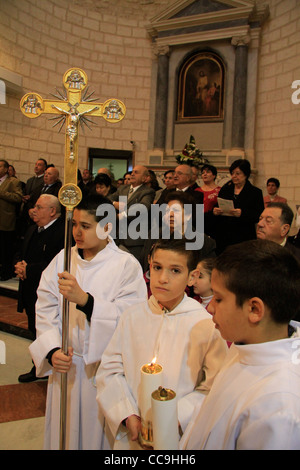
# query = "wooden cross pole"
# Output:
<box><xmin>20</xmin><ymin>67</ymin><xmax>126</xmax><ymax>450</ymax></box>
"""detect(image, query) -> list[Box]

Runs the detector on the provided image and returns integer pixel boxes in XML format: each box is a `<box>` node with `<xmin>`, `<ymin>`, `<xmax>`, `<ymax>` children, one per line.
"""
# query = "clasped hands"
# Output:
<box><xmin>15</xmin><ymin>260</ymin><xmax>27</xmax><ymax>280</ymax></box>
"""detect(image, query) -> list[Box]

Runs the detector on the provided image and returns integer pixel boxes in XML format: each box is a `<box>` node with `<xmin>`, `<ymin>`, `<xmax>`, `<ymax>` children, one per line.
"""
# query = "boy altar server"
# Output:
<box><xmin>96</xmin><ymin>238</ymin><xmax>227</xmax><ymax>449</ymax></box>
<box><xmin>29</xmin><ymin>195</ymin><xmax>147</xmax><ymax>450</ymax></box>
<box><xmin>181</xmin><ymin>239</ymin><xmax>300</xmax><ymax>450</ymax></box>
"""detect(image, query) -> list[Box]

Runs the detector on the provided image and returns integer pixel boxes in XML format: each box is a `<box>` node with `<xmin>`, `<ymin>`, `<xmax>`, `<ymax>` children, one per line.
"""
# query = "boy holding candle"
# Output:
<box><xmin>29</xmin><ymin>194</ymin><xmax>147</xmax><ymax>450</ymax></box>
<box><xmin>96</xmin><ymin>237</ymin><xmax>227</xmax><ymax>449</ymax></box>
<box><xmin>181</xmin><ymin>239</ymin><xmax>300</xmax><ymax>450</ymax></box>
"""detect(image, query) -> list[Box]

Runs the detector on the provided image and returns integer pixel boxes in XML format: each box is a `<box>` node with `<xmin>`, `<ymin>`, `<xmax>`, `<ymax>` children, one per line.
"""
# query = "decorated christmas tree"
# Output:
<box><xmin>175</xmin><ymin>135</ymin><xmax>207</xmax><ymax>167</ymax></box>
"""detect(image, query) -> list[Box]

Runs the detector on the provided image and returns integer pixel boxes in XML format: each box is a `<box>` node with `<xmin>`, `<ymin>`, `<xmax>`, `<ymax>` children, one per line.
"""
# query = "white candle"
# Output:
<box><xmin>151</xmin><ymin>387</ymin><xmax>179</xmax><ymax>450</ymax></box>
<box><xmin>139</xmin><ymin>359</ymin><xmax>163</xmax><ymax>448</ymax></box>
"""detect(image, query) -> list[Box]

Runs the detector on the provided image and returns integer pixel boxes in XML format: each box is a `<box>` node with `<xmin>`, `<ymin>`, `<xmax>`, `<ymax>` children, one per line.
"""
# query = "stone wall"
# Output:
<box><xmin>255</xmin><ymin>0</ymin><xmax>300</xmax><ymax>215</ymax></box>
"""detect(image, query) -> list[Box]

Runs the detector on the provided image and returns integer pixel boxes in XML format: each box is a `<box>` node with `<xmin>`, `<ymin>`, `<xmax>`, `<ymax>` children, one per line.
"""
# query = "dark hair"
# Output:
<box><xmin>267</xmin><ymin>177</ymin><xmax>280</xmax><ymax>188</ymax></box>
<box><xmin>151</xmin><ymin>236</ymin><xmax>200</xmax><ymax>272</ymax></box>
<box><xmin>267</xmin><ymin>202</ymin><xmax>294</xmax><ymax>226</ymax></box>
<box><xmin>214</xmin><ymin>239</ymin><xmax>300</xmax><ymax>323</ymax></box>
<box><xmin>198</xmin><ymin>258</ymin><xmax>215</xmax><ymax>278</ymax></box>
<box><xmin>164</xmin><ymin>190</ymin><xmax>196</xmax><ymax>227</ymax></box>
<box><xmin>164</xmin><ymin>170</ymin><xmax>174</xmax><ymax>177</ymax></box>
<box><xmin>164</xmin><ymin>190</ymin><xmax>195</xmax><ymax>207</ymax></box>
<box><xmin>0</xmin><ymin>159</ymin><xmax>9</xmax><ymax>169</ymax></box>
<box><xmin>229</xmin><ymin>159</ymin><xmax>251</xmax><ymax>179</ymax></box>
<box><xmin>75</xmin><ymin>193</ymin><xmax>113</xmax><ymax>225</ymax></box>
<box><xmin>201</xmin><ymin>164</ymin><xmax>217</xmax><ymax>177</ymax></box>
<box><xmin>38</xmin><ymin>158</ymin><xmax>48</xmax><ymax>168</ymax></box>
<box><xmin>94</xmin><ymin>173</ymin><xmax>112</xmax><ymax>188</ymax></box>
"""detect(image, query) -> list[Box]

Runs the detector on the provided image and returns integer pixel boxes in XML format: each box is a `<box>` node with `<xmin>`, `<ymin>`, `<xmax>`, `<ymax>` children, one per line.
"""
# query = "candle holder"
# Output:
<box><xmin>151</xmin><ymin>386</ymin><xmax>179</xmax><ymax>450</ymax></box>
<box><xmin>139</xmin><ymin>362</ymin><xmax>163</xmax><ymax>450</ymax></box>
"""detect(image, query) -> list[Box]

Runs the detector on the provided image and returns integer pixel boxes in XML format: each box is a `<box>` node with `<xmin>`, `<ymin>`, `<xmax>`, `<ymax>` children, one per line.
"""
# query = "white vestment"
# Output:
<box><xmin>29</xmin><ymin>238</ymin><xmax>147</xmax><ymax>450</ymax></box>
<box><xmin>96</xmin><ymin>294</ymin><xmax>228</xmax><ymax>449</ymax></box>
<box><xmin>181</xmin><ymin>321</ymin><xmax>300</xmax><ymax>450</ymax></box>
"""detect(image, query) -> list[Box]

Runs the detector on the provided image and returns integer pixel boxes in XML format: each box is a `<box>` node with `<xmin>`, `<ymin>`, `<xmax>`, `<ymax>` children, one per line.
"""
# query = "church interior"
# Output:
<box><xmin>0</xmin><ymin>0</ymin><xmax>300</xmax><ymax>450</ymax></box>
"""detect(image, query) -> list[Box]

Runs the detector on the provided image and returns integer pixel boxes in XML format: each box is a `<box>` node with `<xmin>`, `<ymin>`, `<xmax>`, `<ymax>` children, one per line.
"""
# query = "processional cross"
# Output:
<box><xmin>20</xmin><ymin>68</ymin><xmax>126</xmax><ymax>450</ymax></box>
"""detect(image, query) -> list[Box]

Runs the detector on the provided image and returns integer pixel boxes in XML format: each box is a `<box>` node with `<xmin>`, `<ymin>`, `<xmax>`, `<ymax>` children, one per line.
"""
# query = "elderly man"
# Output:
<box><xmin>27</xmin><ymin>166</ymin><xmax>62</xmax><ymax>217</ymax></box>
<box><xmin>109</xmin><ymin>165</ymin><xmax>155</xmax><ymax>263</ymax></box>
<box><xmin>15</xmin><ymin>194</ymin><xmax>65</xmax><ymax>382</ymax></box>
<box><xmin>38</xmin><ymin>166</ymin><xmax>61</xmax><ymax>196</ymax></box>
<box><xmin>0</xmin><ymin>159</ymin><xmax>23</xmax><ymax>280</ymax></box>
<box><xmin>156</xmin><ymin>164</ymin><xmax>203</xmax><ymax>205</ymax></box>
<box><xmin>256</xmin><ymin>202</ymin><xmax>300</xmax><ymax>260</ymax></box>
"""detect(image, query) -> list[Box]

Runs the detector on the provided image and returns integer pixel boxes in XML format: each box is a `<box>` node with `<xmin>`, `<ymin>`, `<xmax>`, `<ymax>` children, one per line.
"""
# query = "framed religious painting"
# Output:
<box><xmin>177</xmin><ymin>52</ymin><xmax>225</xmax><ymax>121</ymax></box>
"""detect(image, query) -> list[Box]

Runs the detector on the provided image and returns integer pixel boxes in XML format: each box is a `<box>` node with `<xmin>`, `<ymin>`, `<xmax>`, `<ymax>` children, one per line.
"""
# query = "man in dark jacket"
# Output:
<box><xmin>15</xmin><ymin>194</ymin><xmax>65</xmax><ymax>382</ymax></box>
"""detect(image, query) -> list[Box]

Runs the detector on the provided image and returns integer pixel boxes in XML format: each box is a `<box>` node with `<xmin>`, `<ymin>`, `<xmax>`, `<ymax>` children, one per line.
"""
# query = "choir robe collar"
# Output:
<box><xmin>75</xmin><ymin>236</ymin><xmax>118</xmax><ymax>269</ymax></box>
<box><xmin>148</xmin><ymin>293</ymin><xmax>209</xmax><ymax>317</ymax></box>
<box><xmin>231</xmin><ymin>320</ymin><xmax>300</xmax><ymax>366</ymax></box>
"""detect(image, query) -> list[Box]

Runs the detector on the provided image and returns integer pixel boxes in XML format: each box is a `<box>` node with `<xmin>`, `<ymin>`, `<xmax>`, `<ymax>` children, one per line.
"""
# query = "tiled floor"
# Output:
<box><xmin>0</xmin><ymin>283</ymin><xmax>45</xmax><ymax>450</ymax></box>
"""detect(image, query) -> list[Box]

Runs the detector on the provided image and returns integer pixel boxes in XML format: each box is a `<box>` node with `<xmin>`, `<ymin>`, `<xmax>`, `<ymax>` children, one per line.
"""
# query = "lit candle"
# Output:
<box><xmin>151</xmin><ymin>386</ymin><xmax>179</xmax><ymax>450</ymax></box>
<box><xmin>139</xmin><ymin>357</ymin><xmax>163</xmax><ymax>449</ymax></box>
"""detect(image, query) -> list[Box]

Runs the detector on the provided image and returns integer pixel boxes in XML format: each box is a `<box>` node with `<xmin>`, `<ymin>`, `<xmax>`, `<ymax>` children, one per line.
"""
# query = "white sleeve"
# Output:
<box><xmin>29</xmin><ymin>253</ymin><xmax>63</xmax><ymax>377</ymax></box>
<box><xmin>236</xmin><ymin>394</ymin><xmax>300</xmax><ymax>450</ymax></box>
<box><xmin>177</xmin><ymin>327</ymin><xmax>227</xmax><ymax>433</ymax></box>
<box><xmin>96</xmin><ymin>315</ymin><xmax>139</xmax><ymax>440</ymax></box>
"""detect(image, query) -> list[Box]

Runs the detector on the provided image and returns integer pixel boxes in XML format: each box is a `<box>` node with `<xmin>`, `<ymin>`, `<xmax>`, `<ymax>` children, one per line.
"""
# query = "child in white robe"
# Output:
<box><xmin>29</xmin><ymin>194</ymin><xmax>147</xmax><ymax>450</ymax></box>
<box><xmin>96</xmin><ymin>237</ymin><xmax>227</xmax><ymax>449</ymax></box>
<box><xmin>181</xmin><ymin>239</ymin><xmax>300</xmax><ymax>450</ymax></box>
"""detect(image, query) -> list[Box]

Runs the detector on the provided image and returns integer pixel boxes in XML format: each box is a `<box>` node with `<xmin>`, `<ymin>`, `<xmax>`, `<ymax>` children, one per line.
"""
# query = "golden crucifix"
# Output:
<box><xmin>20</xmin><ymin>67</ymin><xmax>126</xmax><ymax>450</ymax></box>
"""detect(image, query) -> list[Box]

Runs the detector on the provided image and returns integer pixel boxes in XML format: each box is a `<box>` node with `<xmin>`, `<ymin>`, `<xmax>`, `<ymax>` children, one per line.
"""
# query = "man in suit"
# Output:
<box><xmin>15</xmin><ymin>194</ymin><xmax>65</xmax><ymax>382</ymax></box>
<box><xmin>0</xmin><ymin>159</ymin><xmax>23</xmax><ymax>280</ymax></box>
<box><xmin>24</xmin><ymin>166</ymin><xmax>63</xmax><ymax>224</ymax></box>
<box><xmin>23</xmin><ymin>158</ymin><xmax>47</xmax><ymax>202</ymax></box>
<box><xmin>256</xmin><ymin>202</ymin><xmax>300</xmax><ymax>261</ymax></box>
<box><xmin>173</xmin><ymin>164</ymin><xmax>203</xmax><ymax>201</ymax></box>
<box><xmin>29</xmin><ymin>166</ymin><xmax>62</xmax><ymax>207</ymax></box>
<box><xmin>156</xmin><ymin>164</ymin><xmax>203</xmax><ymax>205</ymax></box>
<box><xmin>109</xmin><ymin>165</ymin><xmax>155</xmax><ymax>263</ymax></box>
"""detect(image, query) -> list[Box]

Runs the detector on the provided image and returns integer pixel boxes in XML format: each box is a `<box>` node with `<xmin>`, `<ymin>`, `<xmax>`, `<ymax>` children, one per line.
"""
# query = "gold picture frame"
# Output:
<box><xmin>177</xmin><ymin>52</ymin><xmax>225</xmax><ymax>121</ymax></box>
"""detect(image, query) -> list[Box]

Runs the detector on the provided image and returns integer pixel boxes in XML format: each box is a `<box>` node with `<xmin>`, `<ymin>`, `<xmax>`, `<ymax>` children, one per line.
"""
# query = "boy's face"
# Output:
<box><xmin>72</xmin><ymin>209</ymin><xmax>108</xmax><ymax>254</ymax></box>
<box><xmin>208</xmin><ymin>269</ymin><xmax>249</xmax><ymax>343</ymax></box>
<box><xmin>150</xmin><ymin>248</ymin><xmax>195</xmax><ymax>311</ymax></box>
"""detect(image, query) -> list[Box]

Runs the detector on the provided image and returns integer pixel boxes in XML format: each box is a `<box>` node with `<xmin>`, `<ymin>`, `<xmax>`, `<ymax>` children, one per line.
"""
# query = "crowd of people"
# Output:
<box><xmin>1</xmin><ymin>155</ymin><xmax>300</xmax><ymax>450</ymax></box>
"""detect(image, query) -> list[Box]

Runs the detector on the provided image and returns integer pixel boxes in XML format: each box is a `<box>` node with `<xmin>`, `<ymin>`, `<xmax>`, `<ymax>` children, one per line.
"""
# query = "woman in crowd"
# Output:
<box><xmin>213</xmin><ymin>159</ymin><xmax>264</xmax><ymax>254</ymax></box>
<box><xmin>196</xmin><ymin>164</ymin><xmax>220</xmax><ymax>238</ymax></box>
<box><xmin>93</xmin><ymin>173</ymin><xmax>113</xmax><ymax>197</ymax></box>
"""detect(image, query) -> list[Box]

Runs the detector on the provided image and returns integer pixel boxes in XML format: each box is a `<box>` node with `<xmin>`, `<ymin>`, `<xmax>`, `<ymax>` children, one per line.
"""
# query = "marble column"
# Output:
<box><xmin>153</xmin><ymin>45</ymin><xmax>169</xmax><ymax>150</ymax></box>
<box><xmin>231</xmin><ymin>35</ymin><xmax>250</xmax><ymax>150</ymax></box>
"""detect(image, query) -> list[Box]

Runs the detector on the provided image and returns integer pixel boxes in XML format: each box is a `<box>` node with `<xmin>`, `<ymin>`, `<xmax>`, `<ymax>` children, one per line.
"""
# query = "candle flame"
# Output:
<box><xmin>150</xmin><ymin>356</ymin><xmax>157</xmax><ymax>366</ymax></box>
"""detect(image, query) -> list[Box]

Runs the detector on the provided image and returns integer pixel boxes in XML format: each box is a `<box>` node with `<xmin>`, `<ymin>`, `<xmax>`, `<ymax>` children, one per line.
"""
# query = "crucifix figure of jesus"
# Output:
<box><xmin>51</xmin><ymin>101</ymin><xmax>99</xmax><ymax>161</ymax></box>
<box><xmin>20</xmin><ymin>67</ymin><xmax>126</xmax><ymax>450</ymax></box>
